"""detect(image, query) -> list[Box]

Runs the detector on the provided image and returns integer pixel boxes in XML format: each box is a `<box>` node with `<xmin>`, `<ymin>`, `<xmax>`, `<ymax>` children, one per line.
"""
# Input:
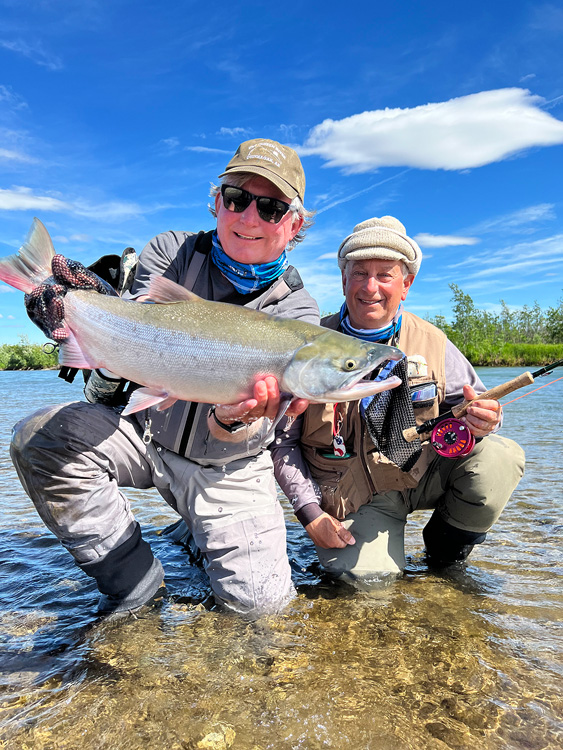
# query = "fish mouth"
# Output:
<box><xmin>310</xmin><ymin>345</ymin><xmax>404</xmax><ymax>403</ymax></box>
<box><xmin>311</xmin><ymin>374</ymin><xmax>402</xmax><ymax>403</ymax></box>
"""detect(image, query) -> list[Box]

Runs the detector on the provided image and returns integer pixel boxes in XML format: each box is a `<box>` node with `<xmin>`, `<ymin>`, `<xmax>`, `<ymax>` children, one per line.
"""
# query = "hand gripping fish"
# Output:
<box><xmin>0</xmin><ymin>218</ymin><xmax>404</xmax><ymax>416</ymax></box>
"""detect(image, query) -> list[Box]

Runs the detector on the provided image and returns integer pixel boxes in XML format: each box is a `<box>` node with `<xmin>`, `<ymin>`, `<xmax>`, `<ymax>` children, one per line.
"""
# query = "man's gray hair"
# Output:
<box><xmin>208</xmin><ymin>172</ymin><xmax>315</xmax><ymax>249</ymax></box>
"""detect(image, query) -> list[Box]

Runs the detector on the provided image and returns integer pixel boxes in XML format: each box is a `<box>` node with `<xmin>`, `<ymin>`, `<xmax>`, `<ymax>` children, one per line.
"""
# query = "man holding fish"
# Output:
<box><xmin>6</xmin><ymin>139</ymin><xmax>399</xmax><ymax>618</ymax></box>
<box><xmin>271</xmin><ymin>216</ymin><xmax>526</xmax><ymax>582</ymax></box>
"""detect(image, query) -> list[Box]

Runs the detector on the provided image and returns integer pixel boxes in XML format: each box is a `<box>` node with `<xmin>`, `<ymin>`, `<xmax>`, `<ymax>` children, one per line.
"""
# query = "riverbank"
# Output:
<box><xmin>461</xmin><ymin>342</ymin><xmax>563</xmax><ymax>367</ymax></box>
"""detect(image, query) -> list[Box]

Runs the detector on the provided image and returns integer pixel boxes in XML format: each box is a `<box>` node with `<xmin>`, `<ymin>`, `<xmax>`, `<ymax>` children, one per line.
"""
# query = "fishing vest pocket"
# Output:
<box><xmin>409</xmin><ymin>376</ymin><xmax>439</xmax><ymax>424</ymax></box>
<box><xmin>410</xmin><ymin>379</ymin><xmax>437</xmax><ymax>408</ymax></box>
<box><xmin>304</xmin><ymin>450</ymin><xmax>368</xmax><ymax>520</ymax></box>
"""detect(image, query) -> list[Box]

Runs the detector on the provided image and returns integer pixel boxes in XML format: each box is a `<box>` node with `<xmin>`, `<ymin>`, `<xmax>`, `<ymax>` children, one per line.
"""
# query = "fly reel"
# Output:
<box><xmin>431</xmin><ymin>418</ymin><xmax>476</xmax><ymax>458</ymax></box>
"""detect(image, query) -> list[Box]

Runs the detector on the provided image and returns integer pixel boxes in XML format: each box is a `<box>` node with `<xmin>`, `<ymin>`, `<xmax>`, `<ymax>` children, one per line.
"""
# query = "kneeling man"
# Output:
<box><xmin>272</xmin><ymin>216</ymin><xmax>525</xmax><ymax>582</ymax></box>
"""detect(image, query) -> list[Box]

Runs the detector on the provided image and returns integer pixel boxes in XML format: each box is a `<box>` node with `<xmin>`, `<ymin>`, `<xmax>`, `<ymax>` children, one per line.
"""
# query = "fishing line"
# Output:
<box><xmin>501</xmin><ymin>375</ymin><xmax>563</xmax><ymax>406</ymax></box>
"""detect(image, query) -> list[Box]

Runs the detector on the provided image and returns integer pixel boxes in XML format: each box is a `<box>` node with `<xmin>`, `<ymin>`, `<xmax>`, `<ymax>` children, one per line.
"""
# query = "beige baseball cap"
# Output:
<box><xmin>337</xmin><ymin>216</ymin><xmax>422</xmax><ymax>276</ymax></box>
<box><xmin>218</xmin><ymin>139</ymin><xmax>306</xmax><ymax>201</ymax></box>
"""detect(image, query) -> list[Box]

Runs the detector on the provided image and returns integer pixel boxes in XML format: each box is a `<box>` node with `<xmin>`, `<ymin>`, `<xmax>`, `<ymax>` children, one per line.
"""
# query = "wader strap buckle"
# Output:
<box><xmin>142</xmin><ymin>416</ymin><xmax>153</xmax><ymax>445</ymax></box>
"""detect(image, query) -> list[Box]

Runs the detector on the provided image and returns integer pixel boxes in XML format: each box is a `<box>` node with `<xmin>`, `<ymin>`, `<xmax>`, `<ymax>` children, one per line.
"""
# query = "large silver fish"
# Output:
<box><xmin>0</xmin><ymin>218</ymin><xmax>404</xmax><ymax>415</ymax></box>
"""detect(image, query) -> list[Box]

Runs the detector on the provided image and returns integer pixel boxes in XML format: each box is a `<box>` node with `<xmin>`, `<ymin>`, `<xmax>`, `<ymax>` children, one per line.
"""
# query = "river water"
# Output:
<box><xmin>0</xmin><ymin>368</ymin><xmax>561</xmax><ymax>750</ymax></box>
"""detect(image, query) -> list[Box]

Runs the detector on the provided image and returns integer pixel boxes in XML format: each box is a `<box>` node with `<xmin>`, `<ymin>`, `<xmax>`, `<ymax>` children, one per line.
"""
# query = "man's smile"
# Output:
<box><xmin>234</xmin><ymin>232</ymin><xmax>262</xmax><ymax>240</ymax></box>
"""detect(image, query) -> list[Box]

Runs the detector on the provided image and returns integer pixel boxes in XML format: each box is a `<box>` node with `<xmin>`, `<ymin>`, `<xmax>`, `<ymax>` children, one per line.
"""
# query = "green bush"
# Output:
<box><xmin>0</xmin><ymin>337</ymin><xmax>58</xmax><ymax>370</ymax></box>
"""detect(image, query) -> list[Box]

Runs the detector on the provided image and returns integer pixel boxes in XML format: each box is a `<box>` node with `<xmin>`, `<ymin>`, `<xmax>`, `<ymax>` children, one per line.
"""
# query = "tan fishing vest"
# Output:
<box><xmin>300</xmin><ymin>311</ymin><xmax>447</xmax><ymax>519</ymax></box>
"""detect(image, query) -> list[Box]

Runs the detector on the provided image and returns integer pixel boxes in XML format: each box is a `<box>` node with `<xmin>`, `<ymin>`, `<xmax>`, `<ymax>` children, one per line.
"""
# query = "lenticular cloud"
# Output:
<box><xmin>300</xmin><ymin>89</ymin><xmax>563</xmax><ymax>172</ymax></box>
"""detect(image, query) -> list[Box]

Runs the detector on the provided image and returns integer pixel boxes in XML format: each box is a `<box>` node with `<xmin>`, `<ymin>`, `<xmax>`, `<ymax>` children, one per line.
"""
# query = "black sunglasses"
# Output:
<box><xmin>220</xmin><ymin>184</ymin><xmax>292</xmax><ymax>224</ymax></box>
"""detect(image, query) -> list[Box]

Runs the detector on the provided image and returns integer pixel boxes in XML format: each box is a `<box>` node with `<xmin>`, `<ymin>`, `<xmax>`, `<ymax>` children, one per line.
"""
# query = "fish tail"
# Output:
<box><xmin>0</xmin><ymin>218</ymin><xmax>56</xmax><ymax>293</ymax></box>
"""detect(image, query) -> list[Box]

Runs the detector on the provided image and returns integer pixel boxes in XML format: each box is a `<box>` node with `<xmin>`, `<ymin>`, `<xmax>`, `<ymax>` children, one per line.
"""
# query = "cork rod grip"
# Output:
<box><xmin>450</xmin><ymin>371</ymin><xmax>534</xmax><ymax>418</ymax></box>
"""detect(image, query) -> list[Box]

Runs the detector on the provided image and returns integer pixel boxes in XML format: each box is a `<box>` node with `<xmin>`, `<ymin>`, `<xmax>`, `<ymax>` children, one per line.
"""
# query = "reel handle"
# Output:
<box><xmin>403</xmin><ymin>370</ymin><xmax>535</xmax><ymax>443</ymax></box>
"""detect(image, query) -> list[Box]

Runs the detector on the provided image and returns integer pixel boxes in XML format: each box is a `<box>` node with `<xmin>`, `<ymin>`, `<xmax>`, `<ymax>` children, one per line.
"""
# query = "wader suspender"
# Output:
<box><xmin>174</xmin><ymin>231</ymin><xmax>215</xmax><ymax>456</ymax></box>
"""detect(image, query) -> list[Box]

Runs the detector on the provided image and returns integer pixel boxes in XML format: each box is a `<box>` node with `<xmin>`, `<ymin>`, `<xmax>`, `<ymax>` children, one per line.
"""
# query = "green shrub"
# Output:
<box><xmin>0</xmin><ymin>337</ymin><xmax>58</xmax><ymax>370</ymax></box>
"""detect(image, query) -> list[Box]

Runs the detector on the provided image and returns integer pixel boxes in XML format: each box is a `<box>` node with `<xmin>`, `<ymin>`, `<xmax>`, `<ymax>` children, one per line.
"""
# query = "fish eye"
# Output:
<box><xmin>344</xmin><ymin>359</ymin><xmax>357</xmax><ymax>370</ymax></box>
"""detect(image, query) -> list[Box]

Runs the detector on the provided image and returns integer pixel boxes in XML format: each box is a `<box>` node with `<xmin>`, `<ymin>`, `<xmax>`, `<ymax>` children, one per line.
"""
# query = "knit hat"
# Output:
<box><xmin>218</xmin><ymin>139</ymin><xmax>306</xmax><ymax>201</ymax></box>
<box><xmin>337</xmin><ymin>216</ymin><xmax>422</xmax><ymax>276</ymax></box>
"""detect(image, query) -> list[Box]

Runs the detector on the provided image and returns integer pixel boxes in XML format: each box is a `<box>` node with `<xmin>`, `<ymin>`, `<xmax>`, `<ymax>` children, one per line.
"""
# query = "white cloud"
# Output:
<box><xmin>0</xmin><ymin>148</ymin><xmax>38</xmax><ymax>164</ymax></box>
<box><xmin>0</xmin><ymin>84</ymin><xmax>27</xmax><ymax>110</ymax></box>
<box><xmin>0</xmin><ymin>38</ymin><xmax>63</xmax><ymax>71</ymax></box>
<box><xmin>71</xmin><ymin>200</ymin><xmax>144</xmax><ymax>221</ymax></box>
<box><xmin>217</xmin><ymin>127</ymin><xmax>252</xmax><ymax>137</ymax></box>
<box><xmin>315</xmin><ymin>170</ymin><xmax>409</xmax><ymax>214</ymax></box>
<box><xmin>446</xmin><ymin>234</ymin><xmax>563</xmax><ymax>274</ymax></box>
<box><xmin>414</xmin><ymin>233</ymin><xmax>480</xmax><ymax>248</ymax></box>
<box><xmin>468</xmin><ymin>203</ymin><xmax>556</xmax><ymax>234</ymax></box>
<box><xmin>0</xmin><ymin>187</ymin><xmax>145</xmax><ymax>221</ymax></box>
<box><xmin>160</xmin><ymin>137</ymin><xmax>180</xmax><ymax>149</ymax></box>
<box><xmin>0</xmin><ymin>187</ymin><xmax>69</xmax><ymax>211</ymax></box>
<box><xmin>300</xmin><ymin>89</ymin><xmax>563</xmax><ymax>172</ymax></box>
<box><xmin>184</xmin><ymin>146</ymin><xmax>232</xmax><ymax>154</ymax></box>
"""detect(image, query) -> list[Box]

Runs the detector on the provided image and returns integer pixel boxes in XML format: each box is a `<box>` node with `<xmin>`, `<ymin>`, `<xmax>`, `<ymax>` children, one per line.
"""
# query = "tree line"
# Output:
<box><xmin>1</xmin><ymin>285</ymin><xmax>562</xmax><ymax>370</ymax></box>
<box><xmin>426</xmin><ymin>285</ymin><xmax>563</xmax><ymax>366</ymax></box>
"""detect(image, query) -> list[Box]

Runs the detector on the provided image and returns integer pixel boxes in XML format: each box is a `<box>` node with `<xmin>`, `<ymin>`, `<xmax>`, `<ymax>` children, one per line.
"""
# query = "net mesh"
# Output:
<box><xmin>363</xmin><ymin>357</ymin><xmax>422</xmax><ymax>472</ymax></box>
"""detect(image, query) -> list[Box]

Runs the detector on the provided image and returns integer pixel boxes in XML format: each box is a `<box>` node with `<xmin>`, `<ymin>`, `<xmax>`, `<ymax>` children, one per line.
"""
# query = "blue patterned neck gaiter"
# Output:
<box><xmin>339</xmin><ymin>303</ymin><xmax>403</xmax><ymax>343</ymax></box>
<box><xmin>211</xmin><ymin>231</ymin><xmax>288</xmax><ymax>294</ymax></box>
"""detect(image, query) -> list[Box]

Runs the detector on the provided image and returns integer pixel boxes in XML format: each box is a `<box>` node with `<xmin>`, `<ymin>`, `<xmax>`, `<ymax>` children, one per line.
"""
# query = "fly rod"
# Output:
<box><xmin>402</xmin><ymin>359</ymin><xmax>563</xmax><ymax>450</ymax></box>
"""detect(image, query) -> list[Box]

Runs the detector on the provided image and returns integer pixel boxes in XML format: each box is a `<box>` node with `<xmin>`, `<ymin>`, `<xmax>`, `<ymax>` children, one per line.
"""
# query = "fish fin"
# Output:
<box><xmin>155</xmin><ymin>395</ymin><xmax>179</xmax><ymax>411</ymax></box>
<box><xmin>147</xmin><ymin>275</ymin><xmax>202</xmax><ymax>304</ymax></box>
<box><xmin>57</xmin><ymin>330</ymin><xmax>97</xmax><ymax>370</ymax></box>
<box><xmin>263</xmin><ymin>395</ymin><xmax>293</xmax><ymax>443</ymax></box>
<box><xmin>122</xmin><ymin>387</ymin><xmax>174</xmax><ymax>416</ymax></box>
<box><xmin>0</xmin><ymin>218</ymin><xmax>55</xmax><ymax>293</ymax></box>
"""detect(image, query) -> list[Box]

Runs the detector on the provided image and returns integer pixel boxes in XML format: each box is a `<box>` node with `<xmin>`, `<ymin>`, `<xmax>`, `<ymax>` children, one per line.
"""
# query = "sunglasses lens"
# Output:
<box><xmin>256</xmin><ymin>198</ymin><xmax>289</xmax><ymax>224</ymax></box>
<box><xmin>221</xmin><ymin>186</ymin><xmax>251</xmax><ymax>212</ymax></box>
<box><xmin>221</xmin><ymin>185</ymin><xmax>291</xmax><ymax>224</ymax></box>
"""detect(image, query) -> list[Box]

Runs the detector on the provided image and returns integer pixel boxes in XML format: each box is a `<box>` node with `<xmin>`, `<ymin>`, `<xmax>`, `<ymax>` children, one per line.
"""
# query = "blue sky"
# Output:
<box><xmin>1</xmin><ymin>0</ymin><xmax>562</xmax><ymax>344</ymax></box>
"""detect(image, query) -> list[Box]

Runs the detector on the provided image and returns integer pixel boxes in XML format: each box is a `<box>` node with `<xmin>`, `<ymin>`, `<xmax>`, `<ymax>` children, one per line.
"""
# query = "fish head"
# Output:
<box><xmin>282</xmin><ymin>330</ymin><xmax>404</xmax><ymax>402</ymax></box>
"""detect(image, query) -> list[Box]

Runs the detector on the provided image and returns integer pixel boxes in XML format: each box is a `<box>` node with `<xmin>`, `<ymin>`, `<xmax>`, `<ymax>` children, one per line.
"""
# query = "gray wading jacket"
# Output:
<box><xmin>125</xmin><ymin>230</ymin><xmax>320</xmax><ymax>465</ymax></box>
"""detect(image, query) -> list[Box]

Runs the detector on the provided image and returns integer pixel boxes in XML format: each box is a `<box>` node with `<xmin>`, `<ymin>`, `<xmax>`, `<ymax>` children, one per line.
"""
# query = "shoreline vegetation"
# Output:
<box><xmin>1</xmin><ymin>285</ymin><xmax>562</xmax><ymax>371</ymax></box>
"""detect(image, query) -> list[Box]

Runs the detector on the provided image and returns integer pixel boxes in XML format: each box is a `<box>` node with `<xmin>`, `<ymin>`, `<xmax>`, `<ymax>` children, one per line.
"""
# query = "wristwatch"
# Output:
<box><xmin>208</xmin><ymin>405</ymin><xmax>245</xmax><ymax>433</ymax></box>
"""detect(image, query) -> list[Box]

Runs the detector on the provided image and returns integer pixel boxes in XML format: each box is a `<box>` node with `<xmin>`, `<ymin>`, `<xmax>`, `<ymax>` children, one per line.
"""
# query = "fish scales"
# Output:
<box><xmin>64</xmin><ymin>290</ymin><xmax>322</xmax><ymax>404</ymax></box>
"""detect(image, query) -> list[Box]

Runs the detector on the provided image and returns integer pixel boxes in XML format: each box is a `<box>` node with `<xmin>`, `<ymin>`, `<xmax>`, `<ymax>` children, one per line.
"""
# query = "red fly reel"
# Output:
<box><xmin>431</xmin><ymin>418</ymin><xmax>476</xmax><ymax>458</ymax></box>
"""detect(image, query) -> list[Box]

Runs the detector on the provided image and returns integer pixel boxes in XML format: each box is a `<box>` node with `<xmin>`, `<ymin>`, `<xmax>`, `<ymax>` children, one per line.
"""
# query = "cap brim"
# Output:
<box><xmin>218</xmin><ymin>165</ymin><xmax>299</xmax><ymax>201</ymax></box>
